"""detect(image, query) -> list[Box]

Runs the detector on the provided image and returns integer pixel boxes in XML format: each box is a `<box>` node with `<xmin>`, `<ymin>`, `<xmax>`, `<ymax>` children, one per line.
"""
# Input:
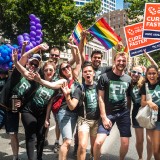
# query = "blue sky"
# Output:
<box><xmin>116</xmin><ymin>0</ymin><xmax>123</xmax><ymax>9</ymax></box>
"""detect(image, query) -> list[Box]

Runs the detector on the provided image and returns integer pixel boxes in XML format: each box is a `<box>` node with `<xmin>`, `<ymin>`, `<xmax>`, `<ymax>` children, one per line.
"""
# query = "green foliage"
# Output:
<box><xmin>0</xmin><ymin>0</ymin><xmax>101</xmax><ymax>49</ymax></box>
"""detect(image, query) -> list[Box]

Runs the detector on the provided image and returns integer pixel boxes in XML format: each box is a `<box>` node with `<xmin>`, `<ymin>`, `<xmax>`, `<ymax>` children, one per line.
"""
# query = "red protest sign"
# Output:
<box><xmin>124</xmin><ymin>22</ymin><xmax>160</xmax><ymax>57</ymax></box>
<box><xmin>143</xmin><ymin>3</ymin><xmax>160</xmax><ymax>39</ymax></box>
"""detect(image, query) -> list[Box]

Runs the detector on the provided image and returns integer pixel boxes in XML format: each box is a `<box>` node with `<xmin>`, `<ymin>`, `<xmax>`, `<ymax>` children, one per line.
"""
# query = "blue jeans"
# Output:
<box><xmin>0</xmin><ymin>109</ymin><xmax>6</xmax><ymax>129</ymax></box>
<box><xmin>57</xmin><ymin>108</ymin><xmax>78</xmax><ymax>140</ymax></box>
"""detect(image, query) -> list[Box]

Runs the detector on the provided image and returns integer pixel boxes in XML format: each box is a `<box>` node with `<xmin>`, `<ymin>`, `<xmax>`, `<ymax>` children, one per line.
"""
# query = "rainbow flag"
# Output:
<box><xmin>88</xmin><ymin>18</ymin><xmax>121</xmax><ymax>50</ymax></box>
<box><xmin>72</xmin><ymin>21</ymin><xmax>86</xmax><ymax>46</ymax></box>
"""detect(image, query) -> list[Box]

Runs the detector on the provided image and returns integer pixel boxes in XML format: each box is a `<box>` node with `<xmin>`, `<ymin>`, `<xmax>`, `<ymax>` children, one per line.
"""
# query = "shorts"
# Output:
<box><xmin>154</xmin><ymin>121</ymin><xmax>160</xmax><ymax>131</ymax></box>
<box><xmin>0</xmin><ymin>109</ymin><xmax>6</xmax><ymax>129</ymax></box>
<box><xmin>132</xmin><ymin>116</ymin><xmax>142</xmax><ymax>128</ymax></box>
<box><xmin>5</xmin><ymin>111</ymin><xmax>19</xmax><ymax>134</ymax></box>
<box><xmin>57</xmin><ymin>108</ymin><xmax>78</xmax><ymax>140</ymax></box>
<box><xmin>77</xmin><ymin>116</ymin><xmax>98</xmax><ymax>136</ymax></box>
<box><xmin>98</xmin><ymin>108</ymin><xmax>131</xmax><ymax>137</ymax></box>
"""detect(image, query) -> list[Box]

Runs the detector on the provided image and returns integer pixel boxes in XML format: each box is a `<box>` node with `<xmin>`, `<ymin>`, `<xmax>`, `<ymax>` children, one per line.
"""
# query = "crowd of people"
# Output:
<box><xmin>0</xmin><ymin>31</ymin><xmax>160</xmax><ymax>160</ymax></box>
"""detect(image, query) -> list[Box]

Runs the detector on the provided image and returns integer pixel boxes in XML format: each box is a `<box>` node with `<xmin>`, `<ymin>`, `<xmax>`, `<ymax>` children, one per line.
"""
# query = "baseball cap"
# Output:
<box><xmin>29</xmin><ymin>54</ymin><xmax>41</xmax><ymax>66</ymax></box>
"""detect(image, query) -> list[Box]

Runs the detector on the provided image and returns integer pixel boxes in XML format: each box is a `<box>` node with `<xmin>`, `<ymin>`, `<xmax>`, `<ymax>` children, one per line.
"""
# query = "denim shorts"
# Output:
<box><xmin>5</xmin><ymin>111</ymin><xmax>19</xmax><ymax>134</ymax></box>
<box><xmin>98</xmin><ymin>108</ymin><xmax>131</xmax><ymax>137</ymax></box>
<box><xmin>56</xmin><ymin>108</ymin><xmax>78</xmax><ymax>140</ymax></box>
<box><xmin>0</xmin><ymin>109</ymin><xmax>6</xmax><ymax>129</ymax></box>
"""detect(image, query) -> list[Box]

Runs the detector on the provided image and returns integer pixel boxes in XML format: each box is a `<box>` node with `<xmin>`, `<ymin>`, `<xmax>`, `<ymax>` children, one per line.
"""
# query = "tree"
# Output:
<box><xmin>0</xmin><ymin>0</ymin><xmax>101</xmax><ymax>48</ymax></box>
<box><xmin>124</xmin><ymin>0</ymin><xmax>160</xmax><ymax>66</ymax></box>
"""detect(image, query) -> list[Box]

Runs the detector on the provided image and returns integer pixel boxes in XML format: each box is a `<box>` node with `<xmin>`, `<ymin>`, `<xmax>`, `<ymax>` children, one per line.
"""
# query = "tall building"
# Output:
<box><xmin>123</xmin><ymin>2</ymin><xmax>131</xmax><ymax>9</ymax></box>
<box><xmin>74</xmin><ymin>0</ymin><xmax>116</xmax><ymax>14</ymax></box>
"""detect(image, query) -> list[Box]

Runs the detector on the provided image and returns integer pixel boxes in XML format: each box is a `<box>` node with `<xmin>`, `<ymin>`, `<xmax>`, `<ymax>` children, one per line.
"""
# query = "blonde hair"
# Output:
<box><xmin>114</xmin><ymin>52</ymin><xmax>128</xmax><ymax>61</ymax></box>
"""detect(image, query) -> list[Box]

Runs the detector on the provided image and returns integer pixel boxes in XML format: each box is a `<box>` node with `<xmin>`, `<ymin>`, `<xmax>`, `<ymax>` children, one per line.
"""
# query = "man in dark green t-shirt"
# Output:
<box><xmin>93</xmin><ymin>52</ymin><xmax>132</xmax><ymax>160</ymax></box>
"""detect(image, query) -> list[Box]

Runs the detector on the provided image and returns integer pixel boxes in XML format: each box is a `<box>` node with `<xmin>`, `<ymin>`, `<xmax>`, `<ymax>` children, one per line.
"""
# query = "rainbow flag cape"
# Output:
<box><xmin>72</xmin><ymin>21</ymin><xmax>86</xmax><ymax>46</ymax></box>
<box><xmin>87</xmin><ymin>18</ymin><xmax>121</xmax><ymax>50</ymax></box>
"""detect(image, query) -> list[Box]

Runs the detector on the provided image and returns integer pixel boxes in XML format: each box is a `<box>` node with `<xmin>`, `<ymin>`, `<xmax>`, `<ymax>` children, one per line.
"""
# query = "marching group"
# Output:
<box><xmin>0</xmin><ymin>31</ymin><xmax>160</xmax><ymax>160</ymax></box>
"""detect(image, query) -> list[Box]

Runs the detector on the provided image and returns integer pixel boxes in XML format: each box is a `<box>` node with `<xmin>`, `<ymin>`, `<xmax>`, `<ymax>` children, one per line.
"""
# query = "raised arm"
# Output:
<box><xmin>68</xmin><ymin>36</ymin><xmax>76</xmax><ymax>66</ymax></box>
<box><xmin>19</xmin><ymin>43</ymin><xmax>49</xmax><ymax>66</ymax></box>
<box><xmin>34</xmin><ymin>72</ymin><xmax>67</xmax><ymax>89</ymax></box>
<box><xmin>143</xmin><ymin>49</ymin><xmax>158</xmax><ymax>68</ymax></box>
<box><xmin>78</xmin><ymin>30</ymin><xmax>88</xmax><ymax>64</ymax></box>
<box><xmin>12</xmin><ymin>49</ymin><xmax>34</xmax><ymax>80</ymax></box>
<box><xmin>68</xmin><ymin>43</ymin><xmax>81</xmax><ymax>79</ymax></box>
<box><xmin>61</xmin><ymin>83</ymin><xmax>79</xmax><ymax>110</ymax></box>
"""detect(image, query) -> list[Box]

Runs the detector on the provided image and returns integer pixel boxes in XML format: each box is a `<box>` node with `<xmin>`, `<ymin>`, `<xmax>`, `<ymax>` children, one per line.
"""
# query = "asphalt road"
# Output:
<box><xmin>0</xmin><ymin>114</ymin><xmax>154</xmax><ymax>160</ymax></box>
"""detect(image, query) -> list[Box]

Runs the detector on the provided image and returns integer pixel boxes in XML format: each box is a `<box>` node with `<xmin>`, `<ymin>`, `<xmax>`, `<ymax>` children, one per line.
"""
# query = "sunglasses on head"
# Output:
<box><xmin>30</xmin><ymin>62</ymin><xmax>38</xmax><ymax>68</ymax></box>
<box><xmin>131</xmin><ymin>70</ymin><xmax>142</xmax><ymax>75</ymax></box>
<box><xmin>61</xmin><ymin>65</ymin><xmax>71</xmax><ymax>71</ymax></box>
<box><xmin>50</xmin><ymin>53</ymin><xmax>59</xmax><ymax>58</ymax></box>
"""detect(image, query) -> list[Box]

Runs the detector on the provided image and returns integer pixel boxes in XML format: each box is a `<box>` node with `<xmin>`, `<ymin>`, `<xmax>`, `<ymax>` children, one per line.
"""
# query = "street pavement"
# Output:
<box><xmin>0</xmin><ymin>115</ymin><xmax>154</xmax><ymax>160</ymax></box>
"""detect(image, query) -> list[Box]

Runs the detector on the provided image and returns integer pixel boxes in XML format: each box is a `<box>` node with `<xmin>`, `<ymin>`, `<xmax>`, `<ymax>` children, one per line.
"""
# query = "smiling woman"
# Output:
<box><xmin>140</xmin><ymin>65</ymin><xmax>160</xmax><ymax>159</ymax></box>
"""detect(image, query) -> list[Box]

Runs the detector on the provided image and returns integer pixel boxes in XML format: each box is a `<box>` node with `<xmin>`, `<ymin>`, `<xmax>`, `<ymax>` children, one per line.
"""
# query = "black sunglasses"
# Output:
<box><xmin>131</xmin><ymin>70</ymin><xmax>142</xmax><ymax>75</ymax></box>
<box><xmin>50</xmin><ymin>54</ymin><xmax>59</xmax><ymax>58</ymax></box>
<box><xmin>30</xmin><ymin>62</ymin><xmax>38</xmax><ymax>68</ymax></box>
<box><xmin>61</xmin><ymin>65</ymin><xmax>71</xmax><ymax>71</ymax></box>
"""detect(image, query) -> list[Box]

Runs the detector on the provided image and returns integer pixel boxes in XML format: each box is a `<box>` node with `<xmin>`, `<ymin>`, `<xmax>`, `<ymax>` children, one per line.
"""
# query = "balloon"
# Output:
<box><xmin>35</xmin><ymin>36</ymin><xmax>41</xmax><ymax>41</ymax></box>
<box><xmin>18</xmin><ymin>53</ymin><xmax>21</xmax><ymax>60</ymax></box>
<box><xmin>17</xmin><ymin>35</ymin><xmax>24</xmax><ymax>40</ymax></box>
<box><xmin>12</xmin><ymin>44</ymin><xmax>18</xmax><ymax>48</ymax></box>
<box><xmin>36</xmin><ymin>23</ymin><xmax>42</xmax><ymax>30</ymax></box>
<box><xmin>6</xmin><ymin>44</ymin><xmax>14</xmax><ymax>50</ymax></box>
<box><xmin>30</xmin><ymin>37</ymin><xmax>35</xmax><ymax>41</ymax></box>
<box><xmin>29</xmin><ymin>42</ymin><xmax>34</xmax><ymax>49</ymax></box>
<box><xmin>0</xmin><ymin>57</ymin><xmax>4</xmax><ymax>64</ymax></box>
<box><xmin>4</xmin><ymin>56</ymin><xmax>10</xmax><ymax>63</ymax></box>
<box><xmin>30</xmin><ymin>26</ymin><xmax>36</xmax><ymax>31</ymax></box>
<box><xmin>8</xmin><ymin>61</ymin><xmax>13</xmax><ymax>69</ymax></box>
<box><xmin>6</xmin><ymin>47</ymin><xmax>12</xmax><ymax>54</ymax></box>
<box><xmin>23</xmin><ymin>36</ymin><xmax>30</xmax><ymax>42</ymax></box>
<box><xmin>30</xmin><ymin>31</ymin><xmax>36</xmax><ymax>37</ymax></box>
<box><xmin>1</xmin><ymin>49</ymin><xmax>8</xmax><ymax>57</ymax></box>
<box><xmin>30</xmin><ymin>21</ymin><xmax>36</xmax><ymax>26</ymax></box>
<box><xmin>29</xmin><ymin>14</ymin><xmax>36</xmax><ymax>21</ymax></box>
<box><xmin>25</xmin><ymin>45</ymin><xmax>31</xmax><ymax>51</ymax></box>
<box><xmin>23</xmin><ymin>33</ymin><xmax>30</xmax><ymax>37</ymax></box>
<box><xmin>39</xmin><ymin>38</ymin><xmax>42</xmax><ymax>43</ymax></box>
<box><xmin>34</xmin><ymin>17</ymin><xmax>40</xmax><ymax>23</ymax></box>
<box><xmin>36</xmin><ymin>40</ymin><xmax>41</xmax><ymax>45</ymax></box>
<box><xmin>36</xmin><ymin>30</ymin><xmax>42</xmax><ymax>36</ymax></box>
<box><xmin>31</xmin><ymin>41</ymin><xmax>37</xmax><ymax>47</ymax></box>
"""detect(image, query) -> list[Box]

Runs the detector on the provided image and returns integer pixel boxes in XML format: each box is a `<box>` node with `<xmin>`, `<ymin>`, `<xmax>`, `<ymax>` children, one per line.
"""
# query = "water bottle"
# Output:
<box><xmin>151</xmin><ymin>110</ymin><xmax>158</xmax><ymax>123</ymax></box>
<box><xmin>11</xmin><ymin>95</ymin><xmax>18</xmax><ymax>112</ymax></box>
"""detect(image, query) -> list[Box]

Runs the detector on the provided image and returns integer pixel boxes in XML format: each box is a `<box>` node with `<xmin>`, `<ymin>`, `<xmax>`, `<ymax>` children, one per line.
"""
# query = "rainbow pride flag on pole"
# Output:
<box><xmin>87</xmin><ymin>18</ymin><xmax>121</xmax><ymax>50</ymax></box>
<box><xmin>72</xmin><ymin>21</ymin><xmax>86</xmax><ymax>46</ymax></box>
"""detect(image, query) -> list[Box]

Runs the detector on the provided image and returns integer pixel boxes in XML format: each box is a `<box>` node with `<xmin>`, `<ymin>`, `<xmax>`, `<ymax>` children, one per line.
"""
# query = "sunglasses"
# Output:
<box><xmin>29</xmin><ymin>62</ymin><xmax>38</xmax><ymax>68</ymax></box>
<box><xmin>50</xmin><ymin>54</ymin><xmax>59</xmax><ymax>58</ymax></box>
<box><xmin>131</xmin><ymin>70</ymin><xmax>142</xmax><ymax>75</ymax></box>
<box><xmin>44</xmin><ymin>68</ymin><xmax>54</xmax><ymax>72</ymax></box>
<box><xmin>61</xmin><ymin>65</ymin><xmax>71</xmax><ymax>71</ymax></box>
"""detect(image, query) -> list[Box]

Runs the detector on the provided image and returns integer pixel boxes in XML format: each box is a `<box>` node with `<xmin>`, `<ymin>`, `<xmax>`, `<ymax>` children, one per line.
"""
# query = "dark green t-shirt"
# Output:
<box><xmin>78</xmin><ymin>83</ymin><xmax>99</xmax><ymax>120</ymax></box>
<box><xmin>98</xmin><ymin>70</ymin><xmax>131</xmax><ymax>114</ymax></box>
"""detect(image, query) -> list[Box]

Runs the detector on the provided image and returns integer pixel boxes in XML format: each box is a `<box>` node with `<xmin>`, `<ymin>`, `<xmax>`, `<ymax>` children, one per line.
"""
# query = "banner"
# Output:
<box><xmin>143</xmin><ymin>3</ymin><xmax>160</xmax><ymax>39</ymax></box>
<box><xmin>124</xmin><ymin>22</ymin><xmax>160</xmax><ymax>57</ymax></box>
